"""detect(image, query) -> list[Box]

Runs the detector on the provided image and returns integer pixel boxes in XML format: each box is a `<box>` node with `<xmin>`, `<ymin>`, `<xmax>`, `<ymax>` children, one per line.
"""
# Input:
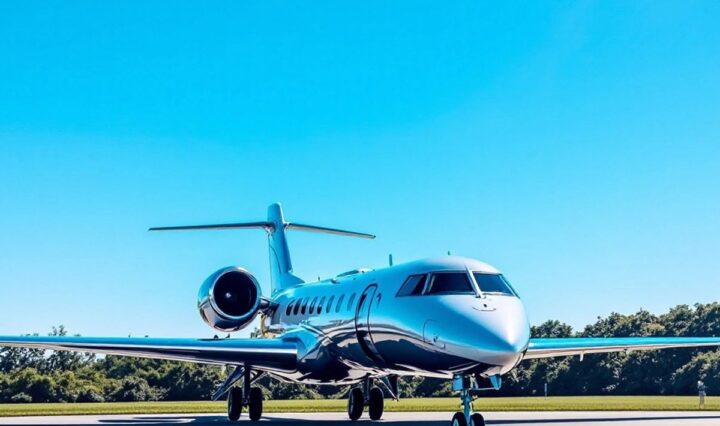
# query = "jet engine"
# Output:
<box><xmin>198</xmin><ymin>267</ymin><xmax>263</xmax><ymax>332</ymax></box>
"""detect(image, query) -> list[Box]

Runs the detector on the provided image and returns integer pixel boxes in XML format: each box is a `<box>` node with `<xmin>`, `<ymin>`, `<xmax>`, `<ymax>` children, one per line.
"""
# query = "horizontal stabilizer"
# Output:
<box><xmin>149</xmin><ymin>222</ymin><xmax>273</xmax><ymax>232</ymax></box>
<box><xmin>286</xmin><ymin>223</ymin><xmax>375</xmax><ymax>239</ymax></box>
<box><xmin>149</xmin><ymin>221</ymin><xmax>374</xmax><ymax>239</ymax></box>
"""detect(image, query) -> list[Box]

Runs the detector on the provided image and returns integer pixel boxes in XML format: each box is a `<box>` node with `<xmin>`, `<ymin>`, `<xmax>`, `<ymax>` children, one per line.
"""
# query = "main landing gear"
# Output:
<box><xmin>347</xmin><ymin>377</ymin><xmax>391</xmax><ymax>421</ymax></box>
<box><xmin>227</xmin><ymin>368</ymin><xmax>264</xmax><ymax>422</ymax></box>
<box><xmin>227</xmin><ymin>386</ymin><xmax>263</xmax><ymax>421</ymax></box>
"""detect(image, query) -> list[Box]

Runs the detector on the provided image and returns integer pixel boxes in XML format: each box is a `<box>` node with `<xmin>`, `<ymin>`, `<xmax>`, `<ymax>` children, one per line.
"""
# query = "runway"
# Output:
<box><xmin>0</xmin><ymin>411</ymin><xmax>718</xmax><ymax>426</ymax></box>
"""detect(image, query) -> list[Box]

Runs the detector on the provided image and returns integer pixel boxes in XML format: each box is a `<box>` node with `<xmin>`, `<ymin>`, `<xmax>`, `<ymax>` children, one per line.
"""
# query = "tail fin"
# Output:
<box><xmin>265</xmin><ymin>203</ymin><xmax>304</xmax><ymax>290</ymax></box>
<box><xmin>149</xmin><ymin>203</ymin><xmax>375</xmax><ymax>294</ymax></box>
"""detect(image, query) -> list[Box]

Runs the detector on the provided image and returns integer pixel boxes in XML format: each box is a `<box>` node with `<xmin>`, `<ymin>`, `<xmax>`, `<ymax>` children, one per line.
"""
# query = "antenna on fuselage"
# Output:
<box><xmin>388</xmin><ymin>254</ymin><xmax>393</xmax><ymax>266</ymax></box>
<box><xmin>448</xmin><ymin>250</ymin><xmax>452</xmax><ymax>256</ymax></box>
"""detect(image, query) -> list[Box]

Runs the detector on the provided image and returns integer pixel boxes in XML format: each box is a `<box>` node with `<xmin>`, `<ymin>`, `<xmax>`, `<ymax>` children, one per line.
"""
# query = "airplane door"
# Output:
<box><xmin>355</xmin><ymin>285</ymin><xmax>385</xmax><ymax>365</ymax></box>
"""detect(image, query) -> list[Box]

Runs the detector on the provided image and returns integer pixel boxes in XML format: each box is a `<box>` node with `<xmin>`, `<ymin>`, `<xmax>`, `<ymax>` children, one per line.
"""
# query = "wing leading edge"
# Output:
<box><xmin>0</xmin><ymin>335</ymin><xmax>297</xmax><ymax>372</ymax></box>
<box><xmin>525</xmin><ymin>337</ymin><xmax>720</xmax><ymax>360</ymax></box>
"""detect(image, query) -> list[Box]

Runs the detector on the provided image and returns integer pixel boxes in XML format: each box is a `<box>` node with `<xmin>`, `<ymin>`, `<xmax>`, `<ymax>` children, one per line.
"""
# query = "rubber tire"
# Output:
<box><xmin>227</xmin><ymin>387</ymin><xmax>242</xmax><ymax>422</ymax></box>
<box><xmin>470</xmin><ymin>413</ymin><xmax>485</xmax><ymax>426</ymax></box>
<box><xmin>451</xmin><ymin>412</ymin><xmax>467</xmax><ymax>426</ymax></box>
<box><xmin>368</xmin><ymin>386</ymin><xmax>384</xmax><ymax>420</ymax></box>
<box><xmin>348</xmin><ymin>387</ymin><xmax>364</xmax><ymax>421</ymax></box>
<box><xmin>248</xmin><ymin>387</ymin><xmax>263</xmax><ymax>421</ymax></box>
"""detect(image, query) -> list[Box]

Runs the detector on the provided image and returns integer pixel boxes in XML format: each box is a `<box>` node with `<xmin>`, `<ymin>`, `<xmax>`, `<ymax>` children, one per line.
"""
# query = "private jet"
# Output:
<box><xmin>2</xmin><ymin>203</ymin><xmax>720</xmax><ymax>426</ymax></box>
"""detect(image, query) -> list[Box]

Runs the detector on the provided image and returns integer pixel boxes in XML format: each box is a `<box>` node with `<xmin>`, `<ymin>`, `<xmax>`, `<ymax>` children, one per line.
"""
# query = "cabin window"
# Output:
<box><xmin>336</xmin><ymin>295</ymin><xmax>345</xmax><ymax>313</ymax></box>
<box><xmin>293</xmin><ymin>299</ymin><xmax>301</xmax><ymax>315</ymax></box>
<box><xmin>326</xmin><ymin>295</ymin><xmax>335</xmax><ymax>313</ymax></box>
<box><xmin>301</xmin><ymin>298</ymin><xmax>309</xmax><ymax>314</ymax></box>
<box><xmin>317</xmin><ymin>296</ymin><xmax>326</xmax><ymax>314</ymax></box>
<box><xmin>309</xmin><ymin>297</ymin><xmax>318</xmax><ymax>314</ymax></box>
<box><xmin>473</xmin><ymin>273</ymin><xmax>516</xmax><ymax>296</ymax></box>
<box><xmin>347</xmin><ymin>293</ymin><xmax>356</xmax><ymax>311</ymax></box>
<box><xmin>426</xmin><ymin>272</ymin><xmax>474</xmax><ymax>295</ymax></box>
<box><xmin>397</xmin><ymin>275</ymin><xmax>427</xmax><ymax>297</ymax></box>
<box><xmin>285</xmin><ymin>300</ymin><xmax>294</xmax><ymax>316</ymax></box>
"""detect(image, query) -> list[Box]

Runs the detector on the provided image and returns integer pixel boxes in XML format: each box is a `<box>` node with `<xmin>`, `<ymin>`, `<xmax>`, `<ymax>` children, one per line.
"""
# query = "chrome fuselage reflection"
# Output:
<box><xmin>265</xmin><ymin>256</ymin><xmax>530</xmax><ymax>384</ymax></box>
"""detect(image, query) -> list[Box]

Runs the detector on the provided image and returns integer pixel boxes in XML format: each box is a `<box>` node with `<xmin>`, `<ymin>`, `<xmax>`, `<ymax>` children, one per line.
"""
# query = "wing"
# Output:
<box><xmin>524</xmin><ymin>337</ymin><xmax>720</xmax><ymax>360</ymax></box>
<box><xmin>0</xmin><ymin>335</ymin><xmax>297</xmax><ymax>372</ymax></box>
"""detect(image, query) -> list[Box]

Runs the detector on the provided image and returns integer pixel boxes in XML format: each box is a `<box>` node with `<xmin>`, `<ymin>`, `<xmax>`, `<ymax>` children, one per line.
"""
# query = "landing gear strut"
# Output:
<box><xmin>226</xmin><ymin>368</ymin><xmax>264</xmax><ymax>422</ymax></box>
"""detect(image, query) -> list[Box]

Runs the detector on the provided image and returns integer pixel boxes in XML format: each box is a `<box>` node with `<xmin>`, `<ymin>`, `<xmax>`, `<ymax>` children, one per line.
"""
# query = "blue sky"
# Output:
<box><xmin>1</xmin><ymin>2</ymin><xmax>719</xmax><ymax>338</ymax></box>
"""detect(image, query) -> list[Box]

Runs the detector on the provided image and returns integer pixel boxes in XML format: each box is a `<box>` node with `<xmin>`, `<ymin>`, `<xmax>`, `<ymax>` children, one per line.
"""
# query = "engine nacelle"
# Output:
<box><xmin>198</xmin><ymin>267</ymin><xmax>262</xmax><ymax>332</ymax></box>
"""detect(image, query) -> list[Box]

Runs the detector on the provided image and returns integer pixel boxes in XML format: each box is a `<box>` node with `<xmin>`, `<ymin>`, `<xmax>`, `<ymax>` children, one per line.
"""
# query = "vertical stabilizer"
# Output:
<box><xmin>267</xmin><ymin>203</ymin><xmax>304</xmax><ymax>293</ymax></box>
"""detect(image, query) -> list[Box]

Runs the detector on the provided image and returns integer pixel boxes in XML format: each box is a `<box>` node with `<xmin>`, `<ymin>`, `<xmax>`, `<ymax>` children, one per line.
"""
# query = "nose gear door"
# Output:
<box><xmin>355</xmin><ymin>284</ymin><xmax>385</xmax><ymax>364</ymax></box>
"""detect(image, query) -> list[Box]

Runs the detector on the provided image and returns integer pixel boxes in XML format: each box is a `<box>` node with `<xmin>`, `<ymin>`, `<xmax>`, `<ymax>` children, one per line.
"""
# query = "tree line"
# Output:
<box><xmin>1</xmin><ymin>303</ymin><xmax>719</xmax><ymax>403</ymax></box>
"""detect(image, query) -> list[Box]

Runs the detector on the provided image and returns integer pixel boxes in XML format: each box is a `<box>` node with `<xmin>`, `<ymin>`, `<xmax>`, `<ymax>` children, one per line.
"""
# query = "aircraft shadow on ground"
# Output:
<box><xmin>5</xmin><ymin>413</ymin><xmax>720</xmax><ymax>426</ymax></box>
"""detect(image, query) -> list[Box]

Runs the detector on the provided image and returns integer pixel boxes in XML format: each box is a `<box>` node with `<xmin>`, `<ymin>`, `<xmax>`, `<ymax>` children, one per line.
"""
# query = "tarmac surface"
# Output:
<box><xmin>0</xmin><ymin>412</ymin><xmax>719</xmax><ymax>426</ymax></box>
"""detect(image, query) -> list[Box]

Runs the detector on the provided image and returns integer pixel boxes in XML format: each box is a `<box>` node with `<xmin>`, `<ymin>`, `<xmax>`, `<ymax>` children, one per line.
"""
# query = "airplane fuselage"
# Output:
<box><xmin>265</xmin><ymin>256</ymin><xmax>530</xmax><ymax>385</ymax></box>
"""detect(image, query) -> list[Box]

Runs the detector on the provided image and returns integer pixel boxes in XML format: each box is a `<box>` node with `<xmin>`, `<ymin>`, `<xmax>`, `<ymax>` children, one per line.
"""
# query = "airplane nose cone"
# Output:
<box><xmin>484</xmin><ymin>311</ymin><xmax>530</xmax><ymax>353</ymax></box>
<box><xmin>468</xmin><ymin>298</ymin><xmax>530</xmax><ymax>368</ymax></box>
<box><xmin>424</xmin><ymin>295</ymin><xmax>530</xmax><ymax>373</ymax></box>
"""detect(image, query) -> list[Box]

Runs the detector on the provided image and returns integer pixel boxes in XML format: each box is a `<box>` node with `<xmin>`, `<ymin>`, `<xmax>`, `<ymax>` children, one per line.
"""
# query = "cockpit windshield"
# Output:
<box><xmin>396</xmin><ymin>272</ymin><xmax>518</xmax><ymax>297</ymax></box>
<box><xmin>473</xmin><ymin>273</ymin><xmax>516</xmax><ymax>296</ymax></box>
<box><xmin>426</xmin><ymin>273</ymin><xmax>475</xmax><ymax>295</ymax></box>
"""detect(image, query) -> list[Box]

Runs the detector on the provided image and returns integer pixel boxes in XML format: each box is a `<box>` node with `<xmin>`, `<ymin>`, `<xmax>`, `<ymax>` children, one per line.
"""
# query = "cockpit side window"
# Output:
<box><xmin>473</xmin><ymin>273</ymin><xmax>516</xmax><ymax>296</ymax></box>
<box><xmin>397</xmin><ymin>275</ymin><xmax>427</xmax><ymax>297</ymax></box>
<box><xmin>426</xmin><ymin>272</ymin><xmax>474</xmax><ymax>295</ymax></box>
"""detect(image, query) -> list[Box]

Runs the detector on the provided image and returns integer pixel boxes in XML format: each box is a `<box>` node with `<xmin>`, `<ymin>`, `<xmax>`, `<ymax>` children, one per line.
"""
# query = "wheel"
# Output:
<box><xmin>227</xmin><ymin>387</ymin><xmax>242</xmax><ymax>421</ymax></box>
<box><xmin>368</xmin><ymin>386</ymin><xmax>384</xmax><ymax>420</ymax></box>
<box><xmin>347</xmin><ymin>387</ymin><xmax>364</xmax><ymax>421</ymax></box>
<box><xmin>451</xmin><ymin>412</ymin><xmax>467</xmax><ymax>426</ymax></box>
<box><xmin>470</xmin><ymin>413</ymin><xmax>485</xmax><ymax>426</ymax></box>
<box><xmin>248</xmin><ymin>386</ymin><xmax>263</xmax><ymax>421</ymax></box>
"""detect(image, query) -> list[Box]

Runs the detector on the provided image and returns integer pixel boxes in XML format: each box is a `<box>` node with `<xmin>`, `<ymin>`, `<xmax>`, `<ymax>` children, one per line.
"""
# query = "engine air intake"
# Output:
<box><xmin>198</xmin><ymin>267</ymin><xmax>262</xmax><ymax>332</ymax></box>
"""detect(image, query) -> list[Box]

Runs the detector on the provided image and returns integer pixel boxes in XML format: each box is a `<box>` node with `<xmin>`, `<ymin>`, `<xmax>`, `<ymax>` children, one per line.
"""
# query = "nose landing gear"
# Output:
<box><xmin>450</xmin><ymin>374</ymin><xmax>502</xmax><ymax>426</ymax></box>
<box><xmin>451</xmin><ymin>389</ymin><xmax>484</xmax><ymax>426</ymax></box>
